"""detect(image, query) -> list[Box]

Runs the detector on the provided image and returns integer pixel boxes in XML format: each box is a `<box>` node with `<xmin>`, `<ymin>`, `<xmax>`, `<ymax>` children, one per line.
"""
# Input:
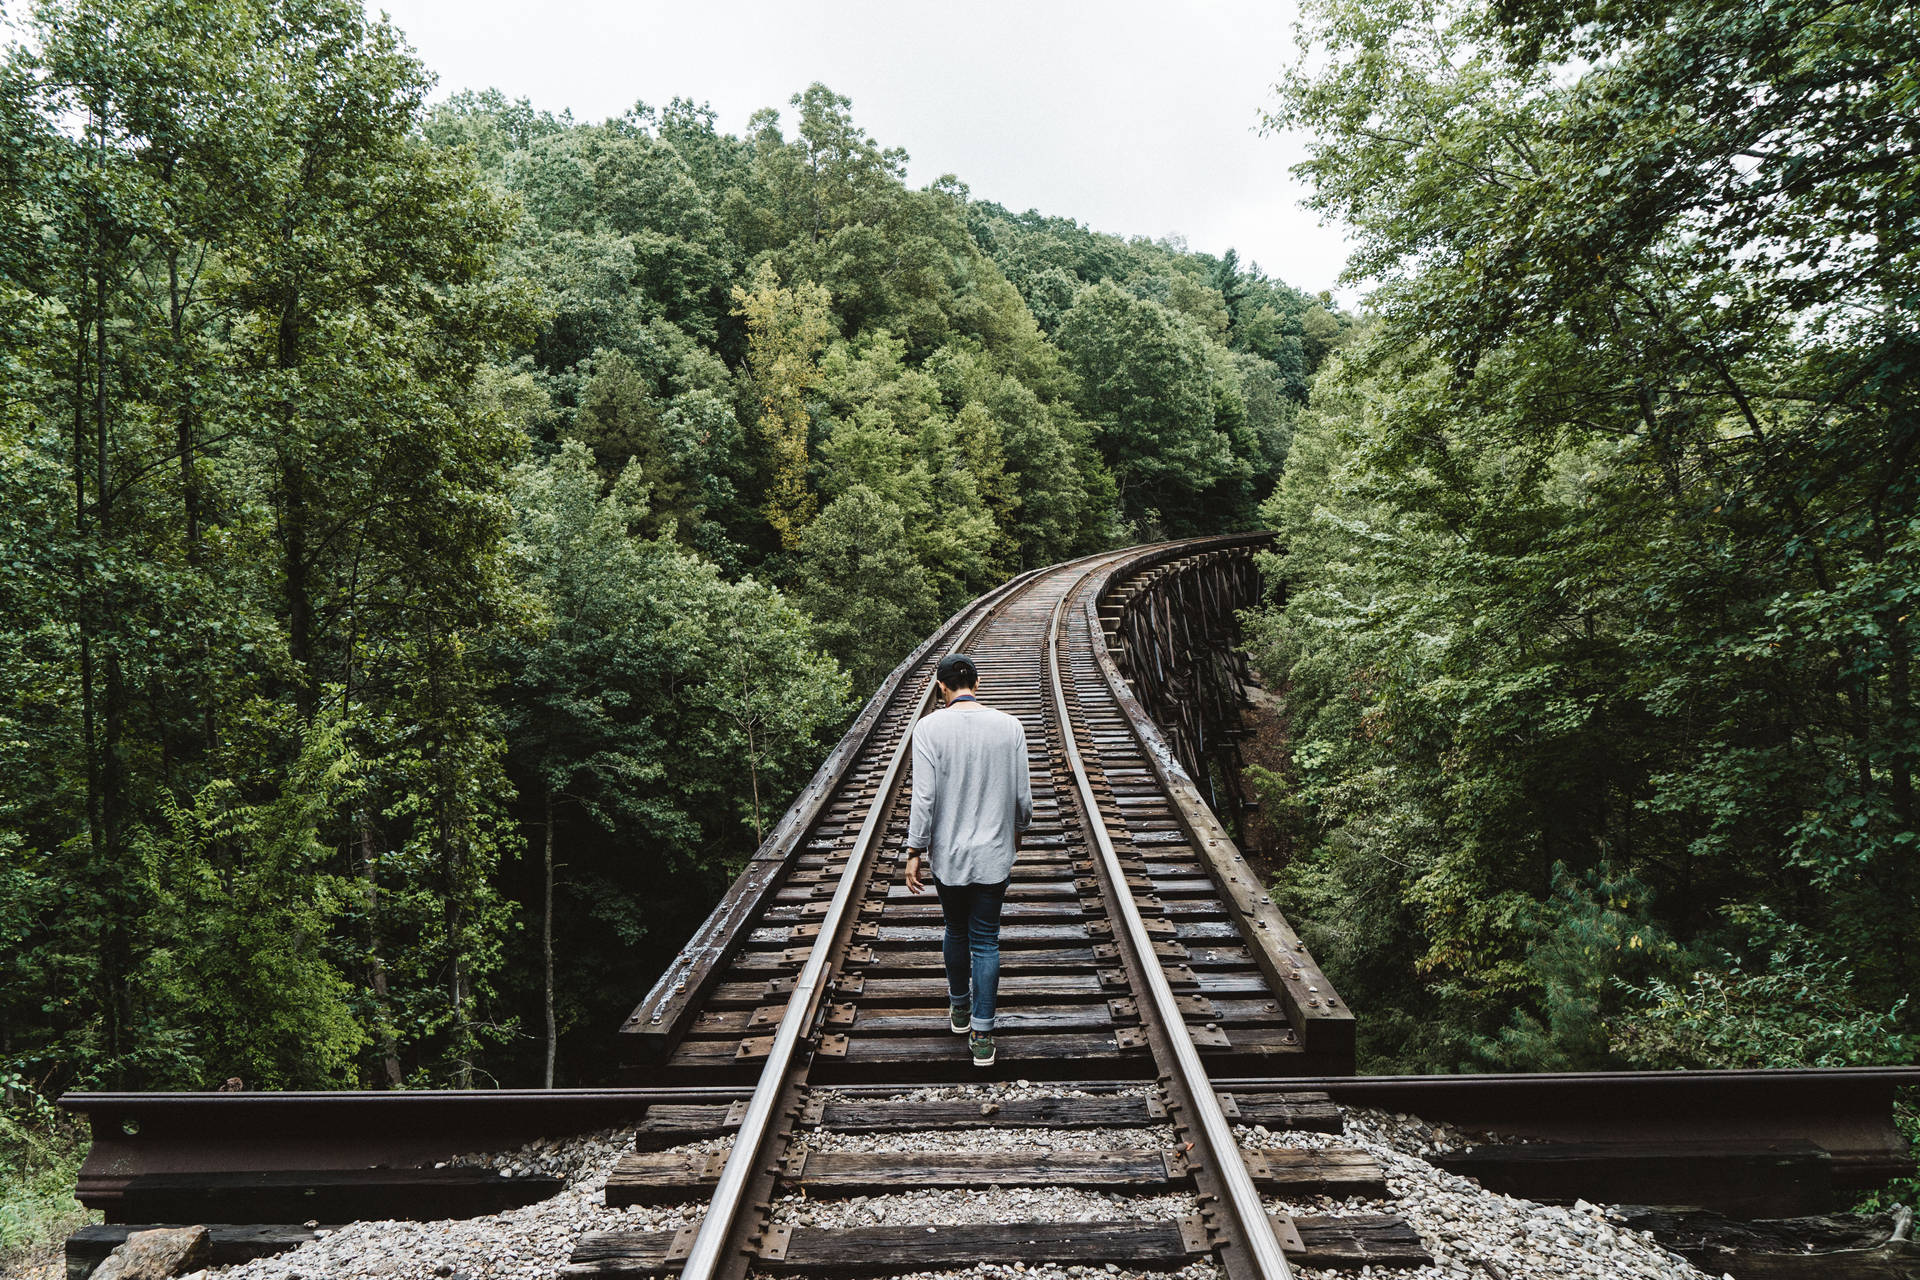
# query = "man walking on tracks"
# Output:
<box><xmin>903</xmin><ymin>653</ymin><xmax>1033</xmax><ymax>1067</ymax></box>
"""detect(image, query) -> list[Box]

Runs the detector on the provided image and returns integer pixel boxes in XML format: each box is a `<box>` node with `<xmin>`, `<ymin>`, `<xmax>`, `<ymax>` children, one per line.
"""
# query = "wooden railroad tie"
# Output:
<box><xmin>563</xmin><ymin>1215</ymin><xmax>1430</xmax><ymax>1275</ymax></box>
<box><xmin>604</xmin><ymin>1144</ymin><xmax>1386</xmax><ymax>1206</ymax></box>
<box><xmin>633</xmin><ymin>1091</ymin><xmax>1343</xmax><ymax>1149</ymax></box>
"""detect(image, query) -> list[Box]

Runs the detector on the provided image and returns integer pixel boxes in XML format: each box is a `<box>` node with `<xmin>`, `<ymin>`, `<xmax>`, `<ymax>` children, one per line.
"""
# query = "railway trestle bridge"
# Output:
<box><xmin>60</xmin><ymin>535</ymin><xmax>1920</xmax><ymax>1280</ymax></box>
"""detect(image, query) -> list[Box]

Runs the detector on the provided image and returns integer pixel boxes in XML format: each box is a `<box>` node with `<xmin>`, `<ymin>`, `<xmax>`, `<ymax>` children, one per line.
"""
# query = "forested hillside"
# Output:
<box><xmin>1244</xmin><ymin>0</ymin><xmax>1918</xmax><ymax>1082</ymax></box>
<box><xmin>0</xmin><ymin>0</ymin><xmax>1343</xmax><ymax>1097</ymax></box>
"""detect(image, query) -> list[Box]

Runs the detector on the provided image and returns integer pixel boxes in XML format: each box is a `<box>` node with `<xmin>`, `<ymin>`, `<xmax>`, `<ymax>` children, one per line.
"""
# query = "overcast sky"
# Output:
<box><xmin>370</xmin><ymin>0</ymin><xmax>1356</xmax><ymax>299</ymax></box>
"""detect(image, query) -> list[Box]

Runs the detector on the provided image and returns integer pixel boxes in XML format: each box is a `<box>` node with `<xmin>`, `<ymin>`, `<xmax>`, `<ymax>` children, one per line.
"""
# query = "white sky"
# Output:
<box><xmin>369</xmin><ymin>0</ymin><xmax>1357</xmax><ymax>299</ymax></box>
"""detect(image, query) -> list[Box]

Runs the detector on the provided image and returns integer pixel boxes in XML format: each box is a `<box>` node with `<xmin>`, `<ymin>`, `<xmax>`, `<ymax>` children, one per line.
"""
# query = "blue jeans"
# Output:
<box><xmin>934</xmin><ymin>876</ymin><xmax>1008</xmax><ymax>1032</ymax></box>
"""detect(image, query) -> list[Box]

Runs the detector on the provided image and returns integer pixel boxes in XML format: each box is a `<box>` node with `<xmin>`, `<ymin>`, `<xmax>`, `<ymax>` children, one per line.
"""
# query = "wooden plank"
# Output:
<box><xmin>851</xmin><ymin>901</ymin><xmax>1097</xmax><ymax>922</ymax></box>
<box><xmin>773</xmin><ymin>1222</ymin><xmax>1194</xmax><ymax>1272</ymax></box>
<box><xmin>564</xmin><ymin>1222</ymin><xmax>1193</xmax><ymax>1275</ymax></box>
<box><xmin>1287</xmin><ymin>1214</ymin><xmax>1433</xmax><ymax>1267</ymax></box>
<box><xmin>606</xmin><ymin>1146</ymin><xmax>1381</xmax><ymax>1205</ymax></box>
<box><xmin>1235</xmin><ymin>1092</ymin><xmax>1344</xmax><ymax>1133</ymax></box>
<box><xmin>837</xmin><ymin>946</ymin><xmax>1109</xmax><ymax>972</ymax></box>
<box><xmin>1239</xmin><ymin>1148</ymin><xmax>1386</xmax><ymax>1196</ymax></box>
<box><xmin>844</xmin><ymin>974</ymin><xmax>1109</xmax><ymax>1002</ymax></box>
<box><xmin>845</xmin><ymin>1004</ymin><xmax>1119</xmax><ymax>1035</ymax></box>
<box><xmin>831</xmin><ymin>1030</ymin><xmax>1148</xmax><ymax>1067</ymax></box>
<box><xmin>605</xmin><ymin>1148</ymin><xmax>1177</xmax><ymax>1205</ymax></box>
<box><xmin>564</xmin><ymin>1212</ymin><xmax>1428</xmax><ymax>1275</ymax></box>
<box><xmin>634</xmin><ymin>1092</ymin><xmax>1340</xmax><ymax>1148</ymax></box>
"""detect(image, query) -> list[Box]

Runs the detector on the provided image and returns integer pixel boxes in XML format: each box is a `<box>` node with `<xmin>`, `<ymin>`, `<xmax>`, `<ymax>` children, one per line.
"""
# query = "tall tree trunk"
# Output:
<box><xmin>169</xmin><ymin>250</ymin><xmax>217</xmax><ymax>754</ymax></box>
<box><xmin>543</xmin><ymin>786</ymin><xmax>557</xmax><ymax>1089</ymax></box>
<box><xmin>170</xmin><ymin>250</ymin><xmax>200</xmax><ymax>563</ymax></box>
<box><xmin>73</xmin><ymin>315</ymin><xmax>103</xmax><ymax>877</ymax></box>
<box><xmin>72</xmin><ymin>306</ymin><xmax>113</xmax><ymax>1071</ymax></box>
<box><xmin>276</xmin><ymin>294</ymin><xmax>317</xmax><ymax>720</ymax></box>
<box><xmin>90</xmin><ymin>193</ymin><xmax>135</xmax><ymax>1073</ymax></box>
<box><xmin>360</xmin><ymin>819</ymin><xmax>404</xmax><ymax>1088</ymax></box>
<box><xmin>450</xmin><ymin>957</ymin><xmax>471</xmax><ymax>1089</ymax></box>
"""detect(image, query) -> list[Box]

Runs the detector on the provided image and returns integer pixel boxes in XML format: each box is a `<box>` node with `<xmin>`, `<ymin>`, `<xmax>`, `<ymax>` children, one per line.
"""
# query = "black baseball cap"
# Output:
<box><xmin>936</xmin><ymin>653</ymin><xmax>978</xmax><ymax>689</ymax></box>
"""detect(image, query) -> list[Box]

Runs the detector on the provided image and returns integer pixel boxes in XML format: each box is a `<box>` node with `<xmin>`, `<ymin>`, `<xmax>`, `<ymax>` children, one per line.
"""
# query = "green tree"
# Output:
<box><xmin>795</xmin><ymin>485</ymin><xmax>941</xmax><ymax>693</ymax></box>
<box><xmin>497</xmin><ymin>443</ymin><xmax>848</xmax><ymax>1082</ymax></box>
<box><xmin>733</xmin><ymin>261</ymin><xmax>834</xmax><ymax>549</ymax></box>
<box><xmin>1248</xmin><ymin>0</ymin><xmax>1920</xmax><ymax>1070</ymax></box>
<box><xmin>1055</xmin><ymin>282</ymin><xmax>1243</xmax><ymax>534</ymax></box>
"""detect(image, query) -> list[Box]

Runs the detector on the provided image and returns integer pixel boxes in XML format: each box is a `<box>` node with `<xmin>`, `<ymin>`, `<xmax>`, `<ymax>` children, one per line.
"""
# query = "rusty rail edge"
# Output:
<box><xmin>61</xmin><ymin>1088</ymin><xmax>745</xmax><ymax>1168</ymax></box>
<box><xmin>58</xmin><ymin>1088</ymin><xmax>750</xmax><ymax>1222</ymax></box>
<box><xmin>1219</xmin><ymin>1068</ymin><xmax>1920</xmax><ymax>1190</ymax></box>
<box><xmin>1085</xmin><ymin>535</ymin><xmax>1357</xmax><ymax>1071</ymax></box>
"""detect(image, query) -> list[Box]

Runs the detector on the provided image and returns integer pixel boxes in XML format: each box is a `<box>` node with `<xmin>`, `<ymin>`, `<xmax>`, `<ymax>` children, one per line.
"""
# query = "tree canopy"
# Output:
<box><xmin>0</xmin><ymin>0</ymin><xmax>1340</xmax><ymax>1093</ymax></box>
<box><xmin>1245</xmin><ymin>0</ymin><xmax>1917</xmax><ymax>1076</ymax></box>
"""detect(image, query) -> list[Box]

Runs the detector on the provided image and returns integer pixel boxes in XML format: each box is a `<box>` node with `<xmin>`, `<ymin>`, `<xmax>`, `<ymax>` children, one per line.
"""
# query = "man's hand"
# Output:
<box><xmin>904</xmin><ymin>852</ymin><xmax>926</xmax><ymax>894</ymax></box>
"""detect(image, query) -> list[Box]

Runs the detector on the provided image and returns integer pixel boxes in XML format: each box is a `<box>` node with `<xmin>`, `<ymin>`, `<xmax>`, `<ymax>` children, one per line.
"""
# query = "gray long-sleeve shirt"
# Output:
<box><xmin>904</xmin><ymin>698</ymin><xmax>1033</xmax><ymax>885</ymax></box>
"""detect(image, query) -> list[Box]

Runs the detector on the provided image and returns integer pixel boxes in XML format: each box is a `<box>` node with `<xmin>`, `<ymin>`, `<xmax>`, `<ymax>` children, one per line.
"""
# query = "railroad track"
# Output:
<box><xmin>57</xmin><ymin>536</ymin><xmax>1920</xmax><ymax>1280</ymax></box>
<box><xmin>567</xmin><ymin>538</ymin><xmax>1401</xmax><ymax>1280</ymax></box>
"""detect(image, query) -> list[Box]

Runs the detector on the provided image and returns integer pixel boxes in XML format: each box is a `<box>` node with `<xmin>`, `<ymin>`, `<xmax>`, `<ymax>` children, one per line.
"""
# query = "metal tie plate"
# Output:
<box><xmin>665</xmin><ymin>1223</ymin><xmax>700</xmax><ymax>1262</ymax></box>
<box><xmin>756</xmin><ymin>1223</ymin><xmax>794</xmax><ymax>1261</ymax></box>
<box><xmin>1188</xmin><ymin>1023</ymin><xmax>1231</xmax><ymax>1048</ymax></box>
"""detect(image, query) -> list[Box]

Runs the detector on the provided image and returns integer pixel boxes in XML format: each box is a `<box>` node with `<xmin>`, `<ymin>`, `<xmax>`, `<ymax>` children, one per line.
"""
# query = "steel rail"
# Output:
<box><xmin>1044</xmin><ymin>582</ymin><xmax>1296</xmax><ymax>1280</ymax></box>
<box><xmin>676</xmin><ymin>549</ymin><xmax>1142</xmax><ymax>1280</ymax></box>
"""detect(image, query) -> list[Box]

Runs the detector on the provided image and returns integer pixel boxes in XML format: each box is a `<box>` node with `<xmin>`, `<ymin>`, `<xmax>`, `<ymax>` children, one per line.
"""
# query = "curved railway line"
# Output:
<box><xmin>58</xmin><ymin>535</ymin><xmax>1920</xmax><ymax>1280</ymax></box>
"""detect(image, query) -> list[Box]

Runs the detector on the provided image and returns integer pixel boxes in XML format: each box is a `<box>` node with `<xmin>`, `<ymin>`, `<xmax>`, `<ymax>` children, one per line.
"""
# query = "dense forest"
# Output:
<box><xmin>1244</xmin><ymin>0</ymin><xmax>1917</xmax><ymax>1086</ymax></box>
<box><xmin>0</xmin><ymin>0</ymin><xmax>1344</xmax><ymax>1102</ymax></box>
<box><xmin>2</xmin><ymin>0</ymin><xmax>1911</xmax><ymax>1130</ymax></box>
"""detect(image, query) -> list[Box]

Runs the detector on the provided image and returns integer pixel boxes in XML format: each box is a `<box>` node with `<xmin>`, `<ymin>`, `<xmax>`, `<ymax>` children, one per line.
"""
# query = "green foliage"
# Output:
<box><xmin>137</xmin><ymin>764</ymin><xmax>367</xmax><ymax>1090</ymax></box>
<box><xmin>1248</xmin><ymin>0</ymin><xmax>1920</xmax><ymax>1074</ymax></box>
<box><xmin>1482</xmin><ymin>867</ymin><xmax>1680</xmax><ymax>1072</ymax></box>
<box><xmin>1055</xmin><ymin>282</ymin><xmax>1244</xmax><ymax>534</ymax></box>
<box><xmin>492</xmin><ymin>442</ymin><xmax>849</xmax><ymax>1073</ymax></box>
<box><xmin>502</xmin><ymin>440</ymin><xmax>848</xmax><ymax>861</ymax></box>
<box><xmin>0</xmin><ymin>4</ymin><xmax>1331</xmax><ymax>1094</ymax></box>
<box><xmin>796</xmin><ymin>484</ymin><xmax>942</xmax><ymax>693</ymax></box>
<box><xmin>0</xmin><ymin>1085</ymin><xmax>92</xmax><ymax>1269</ymax></box>
<box><xmin>1615</xmin><ymin>906</ymin><xmax>1910</xmax><ymax>1071</ymax></box>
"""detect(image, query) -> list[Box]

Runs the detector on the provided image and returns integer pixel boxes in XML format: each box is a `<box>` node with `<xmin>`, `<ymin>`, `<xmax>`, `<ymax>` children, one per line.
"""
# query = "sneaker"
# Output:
<box><xmin>969</xmin><ymin>1031</ymin><xmax>996</xmax><ymax>1067</ymax></box>
<box><xmin>949</xmin><ymin>1001</ymin><xmax>970</xmax><ymax>1034</ymax></box>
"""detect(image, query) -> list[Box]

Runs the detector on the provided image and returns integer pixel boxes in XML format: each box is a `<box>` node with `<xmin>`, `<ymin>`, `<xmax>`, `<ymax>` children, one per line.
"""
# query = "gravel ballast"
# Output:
<box><xmin>186</xmin><ymin>1089</ymin><xmax>1737</xmax><ymax>1280</ymax></box>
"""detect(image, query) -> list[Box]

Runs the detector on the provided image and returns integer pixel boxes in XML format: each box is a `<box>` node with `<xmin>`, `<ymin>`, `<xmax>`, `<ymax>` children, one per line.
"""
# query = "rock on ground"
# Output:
<box><xmin>92</xmin><ymin>1225</ymin><xmax>211</xmax><ymax>1280</ymax></box>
